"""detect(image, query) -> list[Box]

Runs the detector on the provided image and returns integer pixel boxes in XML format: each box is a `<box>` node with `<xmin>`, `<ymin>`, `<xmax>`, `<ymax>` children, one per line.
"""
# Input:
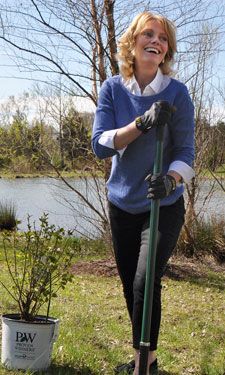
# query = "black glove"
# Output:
<box><xmin>145</xmin><ymin>173</ymin><xmax>176</xmax><ymax>200</ymax></box>
<box><xmin>135</xmin><ymin>100</ymin><xmax>175</xmax><ymax>134</ymax></box>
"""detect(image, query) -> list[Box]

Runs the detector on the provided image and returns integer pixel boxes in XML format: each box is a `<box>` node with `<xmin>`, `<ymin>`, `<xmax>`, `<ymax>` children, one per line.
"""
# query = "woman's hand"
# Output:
<box><xmin>135</xmin><ymin>100</ymin><xmax>176</xmax><ymax>133</ymax></box>
<box><xmin>114</xmin><ymin>100</ymin><xmax>176</xmax><ymax>150</ymax></box>
<box><xmin>145</xmin><ymin>173</ymin><xmax>176</xmax><ymax>199</ymax></box>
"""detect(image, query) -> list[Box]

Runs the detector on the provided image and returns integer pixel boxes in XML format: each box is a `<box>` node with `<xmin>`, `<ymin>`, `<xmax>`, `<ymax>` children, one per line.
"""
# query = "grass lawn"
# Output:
<box><xmin>0</xmin><ymin>257</ymin><xmax>224</xmax><ymax>375</ymax></box>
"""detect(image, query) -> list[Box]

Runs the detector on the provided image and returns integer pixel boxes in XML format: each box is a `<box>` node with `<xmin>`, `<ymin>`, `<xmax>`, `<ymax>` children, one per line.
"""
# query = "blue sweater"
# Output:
<box><xmin>92</xmin><ymin>75</ymin><xmax>195</xmax><ymax>214</ymax></box>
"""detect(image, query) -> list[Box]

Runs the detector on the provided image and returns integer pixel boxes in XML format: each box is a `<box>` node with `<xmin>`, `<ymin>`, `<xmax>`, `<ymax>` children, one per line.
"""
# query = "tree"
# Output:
<box><xmin>0</xmin><ymin>127</ymin><xmax>11</xmax><ymax>169</ymax></box>
<box><xmin>0</xmin><ymin>0</ymin><xmax>224</xmax><ymax>103</ymax></box>
<box><xmin>0</xmin><ymin>0</ymin><xmax>224</xmax><ymax>241</ymax></box>
<box><xmin>62</xmin><ymin>108</ymin><xmax>91</xmax><ymax>168</ymax></box>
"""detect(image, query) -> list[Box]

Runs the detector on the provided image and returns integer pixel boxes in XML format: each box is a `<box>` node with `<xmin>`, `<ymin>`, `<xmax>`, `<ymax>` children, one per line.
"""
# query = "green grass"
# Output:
<box><xmin>0</xmin><ymin>259</ymin><xmax>224</xmax><ymax>375</ymax></box>
<box><xmin>0</xmin><ymin>170</ymin><xmax>103</xmax><ymax>180</ymax></box>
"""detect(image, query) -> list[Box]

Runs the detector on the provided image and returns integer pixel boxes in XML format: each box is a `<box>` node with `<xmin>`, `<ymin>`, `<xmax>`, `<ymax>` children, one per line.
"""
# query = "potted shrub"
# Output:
<box><xmin>0</xmin><ymin>213</ymin><xmax>77</xmax><ymax>371</ymax></box>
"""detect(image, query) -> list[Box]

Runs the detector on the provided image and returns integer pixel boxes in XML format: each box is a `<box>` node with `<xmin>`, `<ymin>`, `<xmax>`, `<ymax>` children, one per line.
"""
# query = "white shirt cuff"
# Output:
<box><xmin>98</xmin><ymin>129</ymin><xmax>127</xmax><ymax>157</ymax></box>
<box><xmin>169</xmin><ymin>160</ymin><xmax>195</xmax><ymax>183</ymax></box>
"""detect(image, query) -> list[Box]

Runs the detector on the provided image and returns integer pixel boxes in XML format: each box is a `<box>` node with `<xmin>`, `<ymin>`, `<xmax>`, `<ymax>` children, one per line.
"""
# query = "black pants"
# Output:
<box><xmin>109</xmin><ymin>196</ymin><xmax>185</xmax><ymax>351</ymax></box>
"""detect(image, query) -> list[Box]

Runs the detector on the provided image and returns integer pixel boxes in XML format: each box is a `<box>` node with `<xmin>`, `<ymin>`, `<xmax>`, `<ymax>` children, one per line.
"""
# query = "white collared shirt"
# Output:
<box><xmin>98</xmin><ymin>69</ymin><xmax>194</xmax><ymax>183</ymax></box>
<box><xmin>122</xmin><ymin>68</ymin><xmax>171</xmax><ymax>96</ymax></box>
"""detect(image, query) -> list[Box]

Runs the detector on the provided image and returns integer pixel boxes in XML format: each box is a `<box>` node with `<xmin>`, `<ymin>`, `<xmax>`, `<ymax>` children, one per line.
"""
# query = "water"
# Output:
<box><xmin>0</xmin><ymin>177</ymin><xmax>224</xmax><ymax>237</ymax></box>
<box><xmin>0</xmin><ymin>177</ymin><xmax>107</xmax><ymax>237</ymax></box>
<box><xmin>184</xmin><ymin>179</ymin><xmax>225</xmax><ymax>222</ymax></box>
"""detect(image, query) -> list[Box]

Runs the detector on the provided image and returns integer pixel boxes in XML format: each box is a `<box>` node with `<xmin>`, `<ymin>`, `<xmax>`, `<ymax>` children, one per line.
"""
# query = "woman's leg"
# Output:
<box><xmin>110</xmin><ymin>197</ymin><xmax>185</xmax><ymax>374</ymax></box>
<box><xmin>132</xmin><ymin>196</ymin><xmax>185</xmax><ymax>352</ymax></box>
<box><xmin>109</xmin><ymin>202</ymin><xmax>149</xmax><ymax>320</ymax></box>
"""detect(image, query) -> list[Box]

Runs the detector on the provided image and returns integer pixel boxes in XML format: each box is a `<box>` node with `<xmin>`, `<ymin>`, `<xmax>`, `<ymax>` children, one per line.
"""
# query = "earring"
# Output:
<box><xmin>162</xmin><ymin>59</ymin><xmax>165</xmax><ymax>64</ymax></box>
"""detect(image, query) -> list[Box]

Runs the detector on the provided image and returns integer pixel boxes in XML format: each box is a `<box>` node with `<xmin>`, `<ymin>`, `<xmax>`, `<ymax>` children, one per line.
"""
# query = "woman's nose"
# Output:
<box><xmin>151</xmin><ymin>35</ymin><xmax>160</xmax><ymax>44</ymax></box>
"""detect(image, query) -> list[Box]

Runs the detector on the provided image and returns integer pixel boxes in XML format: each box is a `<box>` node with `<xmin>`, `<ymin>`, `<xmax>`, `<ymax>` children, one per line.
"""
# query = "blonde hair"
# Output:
<box><xmin>117</xmin><ymin>12</ymin><xmax>177</xmax><ymax>79</ymax></box>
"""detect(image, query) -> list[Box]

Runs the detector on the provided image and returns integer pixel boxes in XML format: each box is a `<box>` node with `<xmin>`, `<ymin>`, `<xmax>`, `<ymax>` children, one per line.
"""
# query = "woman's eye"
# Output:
<box><xmin>144</xmin><ymin>32</ymin><xmax>153</xmax><ymax>38</ymax></box>
<box><xmin>143</xmin><ymin>31</ymin><xmax>168</xmax><ymax>42</ymax></box>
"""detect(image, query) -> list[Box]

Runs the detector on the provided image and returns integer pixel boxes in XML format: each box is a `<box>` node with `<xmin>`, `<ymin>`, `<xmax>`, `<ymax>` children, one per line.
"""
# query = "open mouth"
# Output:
<box><xmin>144</xmin><ymin>48</ymin><xmax>160</xmax><ymax>54</ymax></box>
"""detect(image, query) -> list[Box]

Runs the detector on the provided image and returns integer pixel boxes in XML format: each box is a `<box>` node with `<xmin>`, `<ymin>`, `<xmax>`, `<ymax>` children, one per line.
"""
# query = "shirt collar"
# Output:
<box><xmin>122</xmin><ymin>68</ymin><xmax>164</xmax><ymax>96</ymax></box>
<box><xmin>149</xmin><ymin>68</ymin><xmax>164</xmax><ymax>94</ymax></box>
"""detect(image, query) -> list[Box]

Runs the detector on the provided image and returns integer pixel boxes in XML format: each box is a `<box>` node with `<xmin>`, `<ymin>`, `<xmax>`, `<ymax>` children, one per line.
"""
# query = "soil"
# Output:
<box><xmin>70</xmin><ymin>255</ymin><xmax>225</xmax><ymax>280</ymax></box>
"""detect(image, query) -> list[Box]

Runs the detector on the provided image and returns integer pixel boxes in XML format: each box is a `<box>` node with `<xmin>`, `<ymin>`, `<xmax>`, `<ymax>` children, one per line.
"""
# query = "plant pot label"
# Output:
<box><xmin>16</xmin><ymin>331</ymin><xmax>37</xmax><ymax>343</ymax></box>
<box><xmin>14</xmin><ymin>331</ymin><xmax>37</xmax><ymax>361</ymax></box>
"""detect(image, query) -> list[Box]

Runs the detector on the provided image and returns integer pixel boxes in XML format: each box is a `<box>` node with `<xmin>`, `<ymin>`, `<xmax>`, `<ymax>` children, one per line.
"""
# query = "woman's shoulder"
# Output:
<box><xmin>100</xmin><ymin>75</ymin><xmax>128</xmax><ymax>98</ymax></box>
<box><xmin>103</xmin><ymin>75</ymin><xmax>122</xmax><ymax>88</ymax></box>
<box><xmin>168</xmin><ymin>78</ymin><xmax>192</xmax><ymax>99</ymax></box>
<box><xmin>170</xmin><ymin>77</ymin><xmax>188</xmax><ymax>91</ymax></box>
<box><xmin>169</xmin><ymin>78</ymin><xmax>194</xmax><ymax>108</ymax></box>
<box><xmin>98</xmin><ymin>75</ymin><xmax>127</xmax><ymax>104</ymax></box>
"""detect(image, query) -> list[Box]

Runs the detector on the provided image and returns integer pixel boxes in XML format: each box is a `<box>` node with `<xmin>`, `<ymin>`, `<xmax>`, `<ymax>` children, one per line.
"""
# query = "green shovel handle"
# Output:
<box><xmin>138</xmin><ymin>123</ymin><xmax>166</xmax><ymax>375</ymax></box>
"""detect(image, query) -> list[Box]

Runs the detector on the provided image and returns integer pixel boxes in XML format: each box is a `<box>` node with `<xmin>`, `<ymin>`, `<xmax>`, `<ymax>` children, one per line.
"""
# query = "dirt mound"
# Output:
<box><xmin>70</xmin><ymin>258</ymin><xmax>118</xmax><ymax>277</ymax></box>
<box><xmin>70</xmin><ymin>256</ymin><xmax>225</xmax><ymax>280</ymax></box>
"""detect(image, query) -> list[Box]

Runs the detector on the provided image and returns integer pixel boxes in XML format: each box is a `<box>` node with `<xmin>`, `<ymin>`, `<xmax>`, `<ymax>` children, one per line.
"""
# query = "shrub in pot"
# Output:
<box><xmin>0</xmin><ymin>214</ymin><xmax>78</xmax><ymax>371</ymax></box>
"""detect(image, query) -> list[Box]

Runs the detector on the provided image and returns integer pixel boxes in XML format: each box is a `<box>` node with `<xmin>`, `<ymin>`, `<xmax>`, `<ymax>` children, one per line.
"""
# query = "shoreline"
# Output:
<box><xmin>0</xmin><ymin>170</ymin><xmax>224</xmax><ymax>180</ymax></box>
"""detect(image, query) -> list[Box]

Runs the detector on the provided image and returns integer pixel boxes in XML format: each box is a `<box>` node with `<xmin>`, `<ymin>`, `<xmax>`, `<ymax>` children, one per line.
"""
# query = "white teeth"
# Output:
<box><xmin>145</xmin><ymin>48</ymin><xmax>160</xmax><ymax>54</ymax></box>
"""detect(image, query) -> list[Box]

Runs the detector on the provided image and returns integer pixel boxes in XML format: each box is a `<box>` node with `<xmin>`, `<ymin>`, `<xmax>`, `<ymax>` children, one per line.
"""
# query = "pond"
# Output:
<box><xmin>0</xmin><ymin>177</ymin><xmax>224</xmax><ymax>237</ymax></box>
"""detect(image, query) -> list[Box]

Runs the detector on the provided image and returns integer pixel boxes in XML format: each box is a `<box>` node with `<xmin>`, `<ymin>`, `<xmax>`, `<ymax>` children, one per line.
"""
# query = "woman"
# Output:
<box><xmin>92</xmin><ymin>12</ymin><xmax>195</xmax><ymax>375</ymax></box>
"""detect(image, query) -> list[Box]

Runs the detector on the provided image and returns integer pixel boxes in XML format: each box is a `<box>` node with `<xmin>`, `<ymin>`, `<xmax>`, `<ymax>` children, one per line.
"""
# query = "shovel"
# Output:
<box><xmin>138</xmin><ymin>120</ymin><xmax>166</xmax><ymax>375</ymax></box>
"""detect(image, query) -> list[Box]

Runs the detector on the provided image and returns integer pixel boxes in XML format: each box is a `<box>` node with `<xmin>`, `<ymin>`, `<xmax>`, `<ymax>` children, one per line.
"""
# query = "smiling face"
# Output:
<box><xmin>134</xmin><ymin>19</ymin><xmax>169</xmax><ymax>72</ymax></box>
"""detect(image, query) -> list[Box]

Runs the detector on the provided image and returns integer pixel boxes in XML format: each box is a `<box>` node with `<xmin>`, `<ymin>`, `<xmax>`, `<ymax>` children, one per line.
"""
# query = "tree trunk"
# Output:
<box><xmin>90</xmin><ymin>0</ymin><xmax>106</xmax><ymax>85</ymax></box>
<box><xmin>104</xmin><ymin>0</ymin><xmax>119</xmax><ymax>76</ymax></box>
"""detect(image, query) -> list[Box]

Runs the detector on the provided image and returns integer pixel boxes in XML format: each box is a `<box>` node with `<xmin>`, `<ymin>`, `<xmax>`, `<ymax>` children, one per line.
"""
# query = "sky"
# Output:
<box><xmin>0</xmin><ymin>1</ymin><xmax>224</xmax><ymax>121</ymax></box>
<box><xmin>0</xmin><ymin>46</ymin><xmax>53</xmax><ymax>100</ymax></box>
<box><xmin>1</xmin><ymin>48</ymin><xmax>224</xmax><ymax>125</ymax></box>
<box><xmin>0</xmin><ymin>49</ymin><xmax>39</xmax><ymax>100</ymax></box>
<box><xmin>1</xmin><ymin>41</ymin><xmax>225</xmax><ymax>96</ymax></box>
<box><xmin>0</xmin><ymin>40</ymin><xmax>97</xmax><ymax>116</ymax></box>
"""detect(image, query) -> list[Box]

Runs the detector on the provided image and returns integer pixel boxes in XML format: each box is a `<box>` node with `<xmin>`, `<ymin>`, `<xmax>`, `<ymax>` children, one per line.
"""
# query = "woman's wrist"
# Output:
<box><xmin>114</xmin><ymin>121</ymin><xmax>141</xmax><ymax>149</ymax></box>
